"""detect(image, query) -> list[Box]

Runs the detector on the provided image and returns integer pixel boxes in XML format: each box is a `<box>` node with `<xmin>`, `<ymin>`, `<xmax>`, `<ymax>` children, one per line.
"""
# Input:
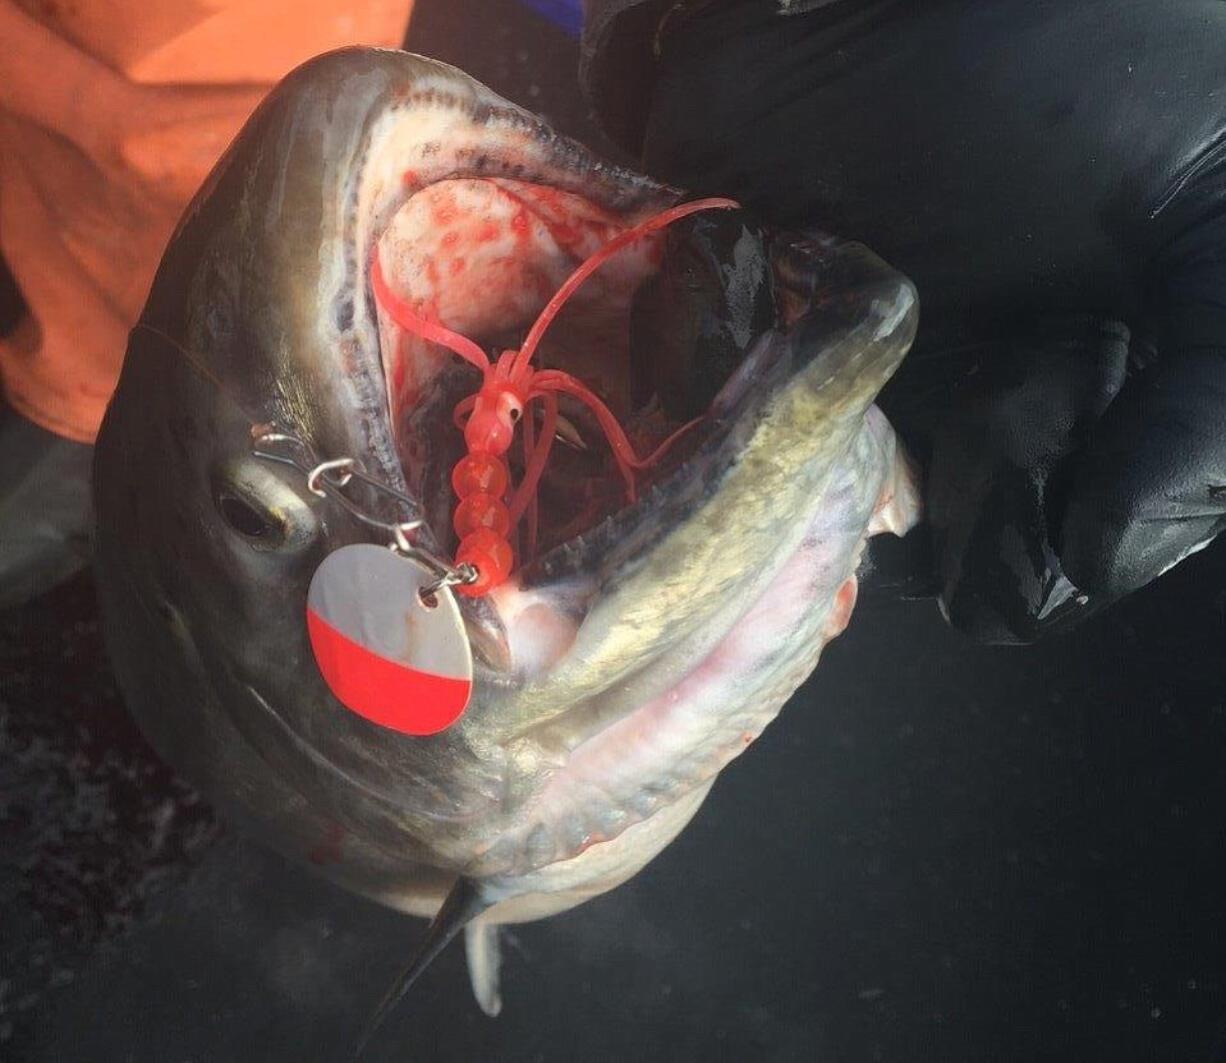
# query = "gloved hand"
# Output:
<box><xmin>592</xmin><ymin>0</ymin><xmax>1226</xmax><ymax>642</ymax></box>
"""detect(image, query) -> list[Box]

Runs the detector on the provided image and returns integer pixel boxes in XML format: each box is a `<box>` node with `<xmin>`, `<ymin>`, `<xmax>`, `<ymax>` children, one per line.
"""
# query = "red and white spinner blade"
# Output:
<box><xmin>305</xmin><ymin>544</ymin><xmax>472</xmax><ymax>736</ymax></box>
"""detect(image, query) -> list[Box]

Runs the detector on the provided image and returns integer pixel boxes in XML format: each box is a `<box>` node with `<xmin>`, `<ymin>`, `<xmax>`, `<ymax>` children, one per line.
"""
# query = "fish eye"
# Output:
<box><xmin>212</xmin><ymin>459</ymin><xmax>318</xmax><ymax>552</ymax></box>
<box><xmin>217</xmin><ymin>491</ymin><xmax>280</xmax><ymax>541</ymax></box>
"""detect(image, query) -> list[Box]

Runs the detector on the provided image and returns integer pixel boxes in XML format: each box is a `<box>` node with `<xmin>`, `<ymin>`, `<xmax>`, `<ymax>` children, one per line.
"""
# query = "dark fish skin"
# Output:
<box><xmin>93</xmin><ymin>47</ymin><xmax>920</xmax><ymax>1023</ymax></box>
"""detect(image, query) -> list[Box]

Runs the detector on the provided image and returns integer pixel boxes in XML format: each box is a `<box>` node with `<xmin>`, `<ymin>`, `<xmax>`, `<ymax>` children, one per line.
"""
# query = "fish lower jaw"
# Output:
<box><xmin>467</xmin><ymin>421</ymin><xmax>904</xmax><ymax>912</ymax></box>
<box><xmin>472</xmin><ymin>556</ymin><xmax>854</xmax><ymax>920</ymax></box>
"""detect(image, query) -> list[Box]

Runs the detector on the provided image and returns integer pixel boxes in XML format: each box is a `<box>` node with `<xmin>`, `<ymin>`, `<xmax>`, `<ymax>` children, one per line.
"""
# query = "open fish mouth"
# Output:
<box><xmin>255</xmin><ymin>48</ymin><xmax>917</xmax><ymax>682</ymax></box>
<box><xmin>373</xmin><ymin>182</ymin><xmax>763</xmax><ymax>582</ymax></box>
<box><xmin>369</xmin><ymin>179</ymin><xmax>784</xmax><ymax>608</ymax></box>
<box><xmin>275</xmin><ymin>53</ymin><xmax>793</xmax><ymax>649</ymax></box>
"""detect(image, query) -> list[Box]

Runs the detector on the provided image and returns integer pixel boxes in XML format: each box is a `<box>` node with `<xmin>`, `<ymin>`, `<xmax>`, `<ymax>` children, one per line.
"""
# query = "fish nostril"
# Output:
<box><xmin>217</xmin><ymin>492</ymin><xmax>279</xmax><ymax>541</ymax></box>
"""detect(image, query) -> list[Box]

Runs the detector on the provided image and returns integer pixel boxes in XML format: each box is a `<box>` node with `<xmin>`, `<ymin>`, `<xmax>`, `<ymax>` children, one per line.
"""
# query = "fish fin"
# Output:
<box><xmin>354</xmin><ymin>877</ymin><xmax>490</xmax><ymax>1058</ymax></box>
<box><xmin>464</xmin><ymin>921</ymin><xmax>503</xmax><ymax>1017</ymax></box>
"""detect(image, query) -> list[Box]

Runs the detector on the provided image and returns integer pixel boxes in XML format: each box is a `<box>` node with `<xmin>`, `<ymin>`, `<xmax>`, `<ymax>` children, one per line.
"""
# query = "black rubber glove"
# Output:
<box><xmin>613</xmin><ymin>0</ymin><xmax>1226</xmax><ymax>642</ymax></box>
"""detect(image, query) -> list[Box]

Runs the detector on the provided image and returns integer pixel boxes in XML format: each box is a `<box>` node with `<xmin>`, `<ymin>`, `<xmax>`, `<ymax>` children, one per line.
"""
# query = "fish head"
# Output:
<box><xmin>94</xmin><ymin>48</ymin><xmax>919</xmax><ymax>921</ymax></box>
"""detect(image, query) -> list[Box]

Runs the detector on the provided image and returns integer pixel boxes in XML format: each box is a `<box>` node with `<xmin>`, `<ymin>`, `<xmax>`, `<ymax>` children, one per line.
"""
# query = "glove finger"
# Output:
<box><xmin>929</xmin><ymin>319</ymin><xmax>1128</xmax><ymax>643</ymax></box>
<box><xmin>933</xmin><ymin>448</ymin><xmax>1082</xmax><ymax>645</ymax></box>
<box><xmin>858</xmin><ymin>524</ymin><xmax>939</xmax><ymax>602</ymax></box>
<box><xmin>1059</xmin><ymin>350</ymin><xmax>1226</xmax><ymax>598</ymax></box>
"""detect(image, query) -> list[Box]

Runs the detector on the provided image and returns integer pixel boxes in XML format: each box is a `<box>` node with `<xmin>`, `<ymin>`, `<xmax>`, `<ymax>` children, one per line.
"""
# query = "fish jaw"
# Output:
<box><xmin>358</xmin><ymin>409</ymin><xmax>918</xmax><ymax>924</ymax></box>
<box><xmin>487</xmin><ymin>246</ymin><xmax>919</xmax><ymax>716</ymax></box>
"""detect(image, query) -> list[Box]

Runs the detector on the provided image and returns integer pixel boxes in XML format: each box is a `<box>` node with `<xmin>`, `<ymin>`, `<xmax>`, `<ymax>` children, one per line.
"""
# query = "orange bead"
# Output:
<box><xmin>456</xmin><ymin>529</ymin><xmax>514</xmax><ymax>596</ymax></box>
<box><xmin>453</xmin><ymin>492</ymin><xmax>510</xmax><ymax>539</ymax></box>
<box><xmin>451</xmin><ymin>452</ymin><xmax>509</xmax><ymax>499</ymax></box>
<box><xmin>464</xmin><ymin>398</ymin><xmax>515</xmax><ymax>456</ymax></box>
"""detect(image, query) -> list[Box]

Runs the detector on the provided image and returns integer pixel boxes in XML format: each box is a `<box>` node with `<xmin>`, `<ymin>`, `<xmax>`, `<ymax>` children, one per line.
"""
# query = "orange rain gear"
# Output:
<box><xmin>0</xmin><ymin>1</ymin><xmax>415</xmax><ymax>443</ymax></box>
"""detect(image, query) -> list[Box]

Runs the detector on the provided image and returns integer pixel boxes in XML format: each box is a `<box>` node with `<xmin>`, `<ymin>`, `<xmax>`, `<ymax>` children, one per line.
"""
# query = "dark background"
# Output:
<box><xmin>4</xmin><ymin>2</ymin><xmax>1226</xmax><ymax>1060</ymax></box>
